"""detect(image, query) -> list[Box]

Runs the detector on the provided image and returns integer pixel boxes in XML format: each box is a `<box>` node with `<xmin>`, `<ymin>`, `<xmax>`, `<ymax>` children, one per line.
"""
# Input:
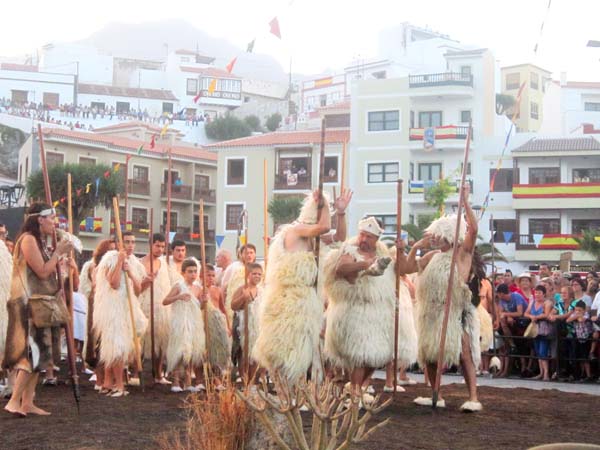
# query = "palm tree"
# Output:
<box><xmin>574</xmin><ymin>229</ymin><xmax>600</xmax><ymax>267</ymax></box>
<box><xmin>476</xmin><ymin>240</ymin><xmax>508</xmax><ymax>265</ymax></box>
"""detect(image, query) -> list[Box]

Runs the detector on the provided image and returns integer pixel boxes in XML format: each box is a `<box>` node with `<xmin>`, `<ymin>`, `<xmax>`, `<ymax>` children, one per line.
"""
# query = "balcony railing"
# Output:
<box><xmin>128</xmin><ymin>179</ymin><xmax>150</xmax><ymax>196</ymax></box>
<box><xmin>409</xmin><ymin>125</ymin><xmax>471</xmax><ymax>141</ymax></box>
<box><xmin>516</xmin><ymin>234</ymin><xmax>579</xmax><ymax>251</ymax></box>
<box><xmin>194</xmin><ymin>187</ymin><xmax>216</xmax><ymax>203</ymax></box>
<box><xmin>274</xmin><ymin>173</ymin><xmax>312</xmax><ymax>190</ymax></box>
<box><xmin>409</xmin><ymin>72</ymin><xmax>473</xmax><ymax>88</ymax></box>
<box><xmin>161</xmin><ymin>183</ymin><xmax>193</xmax><ymax>201</ymax></box>
<box><xmin>79</xmin><ymin>217</ymin><xmax>103</xmax><ymax>233</ymax></box>
<box><xmin>131</xmin><ymin>223</ymin><xmax>150</xmax><ymax>238</ymax></box>
<box><xmin>160</xmin><ymin>226</ymin><xmax>215</xmax><ymax>243</ymax></box>
<box><xmin>409</xmin><ymin>179</ymin><xmax>473</xmax><ymax>194</ymax></box>
<box><xmin>512</xmin><ymin>182</ymin><xmax>600</xmax><ymax>199</ymax></box>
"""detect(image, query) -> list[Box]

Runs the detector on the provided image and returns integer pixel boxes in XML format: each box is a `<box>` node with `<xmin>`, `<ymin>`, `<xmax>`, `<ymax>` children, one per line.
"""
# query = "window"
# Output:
<box><xmin>131</xmin><ymin>207</ymin><xmax>148</xmax><ymax>228</ymax></box>
<box><xmin>186</xmin><ymin>78</ymin><xmax>198</xmax><ymax>95</ymax></box>
<box><xmin>227</xmin><ymin>159</ymin><xmax>245</xmax><ymax>185</ymax></box>
<box><xmin>79</xmin><ymin>156</ymin><xmax>95</xmax><ymax>166</ymax></box>
<box><xmin>530</xmin><ymin>102</ymin><xmax>539</xmax><ymax>120</ymax></box>
<box><xmin>410</xmin><ymin>111</ymin><xmax>415</xmax><ymax>128</ymax></box>
<box><xmin>492</xmin><ymin>219</ymin><xmax>517</xmax><ymax>243</ymax></box>
<box><xmin>418</xmin><ymin>163</ymin><xmax>442</xmax><ymax>181</ymax></box>
<box><xmin>162</xmin><ymin>211</ymin><xmax>178</xmax><ymax>229</ymax></box>
<box><xmin>491</xmin><ymin>169</ymin><xmax>513</xmax><ymax>192</ymax></box>
<box><xmin>372</xmin><ymin>70</ymin><xmax>387</xmax><ymax>79</ymax></box>
<box><xmin>460</xmin><ymin>66</ymin><xmax>472</xmax><ymax>77</ymax></box>
<box><xmin>460</xmin><ymin>110</ymin><xmax>471</xmax><ymax>123</ymax></box>
<box><xmin>530</xmin><ymin>72</ymin><xmax>539</xmax><ymax>90</ymax></box>
<box><xmin>43</xmin><ymin>92</ymin><xmax>59</xmax><ymax>107</ymax></box>
<box><xmin>573</xmin><ymin>168</ymin><xmax>600</xmax><ymax>183</ymax></box>
<box><xmin>409</xmin><ymin>162</ymin><xmax>414</xmax><ymax>181</ymax></box>
<box><xmin>319</xmin><ymin>95</ymin><xmax>327</xmax><ymax>107</ymax></box>
<box><xmin>460</xmin><ymin>162</ymin><xmax>472</xmax><ymax>175</ymax></box>
<box><xmin>529</xmin><ymin>167</ymin><xmax>559</xmax><ymax>184</ymax></box>
<box><xmin>584</xmin><ymin>102</ymin><xmax>600</xmax><ymax>112</ymax></box>
<box><xmin>419</xmin><ymin>111</ymin><xmax>442</xmax><ymax>128</ymax></box>
<box><xmin>244</xmin><ymin>96</ymin><xmax>250</xmax><ymax>103</ymax></box>
<box><xmin>506</xmin><ymin>72</ymin><xmax>520</xmax><ymax>90</ymax></box>
<box><xmin>163</xmin><ymin>169</ymin><xmax>180</xmax><ymax>184</ymax></box>
<box><xmin>226</xmin><ymin>204</ymin><xmax>244</xmax><ymax>231</ymax></box>
<box><xmin>162</xmin><ymin>102</ymin><xmax>173</xmax><ymax>114</ymax></box>
<box><xmin>46</xmin><ymin>152</ymin><xmax>64</xmax><ymax>167</ymax></box>
<box><xmin>116</xmin><ymin>102</ymin><xmax>130</xmax><ymax>113</ymax></box>
<box><xmin>324</xmin><ymin>156</ymin><xmax>339</xmax><ymax>182</ymax></box>
<box><xmin>195</xmin><ymin>174</ymin><xmax>210</xmax><ymax>189</ymax></box>
<box><xmin>572</xmin><ymin>220</ymin><xmax>600</xmax><ymax>234</ymax></box>
<box><xmin>367</xmin><ymin>162</ymin><xmax>399</xmax><ymax>183</ymax></box>
<box><xmin>91</xmin><ymin>102</ymin><xmax>105</xmax><ymax>110</ymax></box>
<box><xmin>368</xmin><ymin>110</ymin><xmax>399</xmax><ymax>131</ymax></box>
<box><xmin>133</xmin><ymin>165</ymin><xmax>149</xmax><ymax>182</ymax></box>
<box><xmin>371</xmin><ymin>215</ymin><xmax>396</xmax><ymax>234</ymax></box>
<box><xmin>193</xmin><ymin>214</ymin><xmax>210</xmax><ymax>234</ymax></box>
<box><xmin>529</xmin><ymin>219</ymin><xmax>560</xmax><ymax>235</ymax></box>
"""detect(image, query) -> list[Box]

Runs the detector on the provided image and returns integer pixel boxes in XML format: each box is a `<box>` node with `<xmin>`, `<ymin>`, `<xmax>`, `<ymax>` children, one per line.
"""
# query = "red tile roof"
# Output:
<box><xmin>78</xmin><ymin>83</ymin><xmax>178</xmax><ymax>101</ymax></box>
<box><xmin>180</xmin><ymin>66</ymin><xmax>241</xmax><ymax>79</ymax></box>
<box><xmin>93</xmin><ymin>120</ymin><xmax>184</xmax><ymax>136</ymax></box>
<box><xmin>0</xmin><ymin>63</ymin><xmax>38</xmax><ymax>72</ymax></box>
<box><xmin>208</xmin><ymin>129</ymin><xmax>349</xmax><ymax>148</ymax></box>
<box><xmin>42</xmin><ymin>128</ymin><xmax>216</xmax><ymax>162</ymax></box>
<box><xmin>512</xmin><ymin>137</ymin><xmax>600</xmax><ymax>153</ymax></box>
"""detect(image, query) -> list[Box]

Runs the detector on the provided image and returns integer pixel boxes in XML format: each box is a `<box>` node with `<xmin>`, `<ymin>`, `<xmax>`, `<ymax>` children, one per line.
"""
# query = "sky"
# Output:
<box><xmin>3</xmin><ymin>0</ymin><xmax>600</xmax><ymax>80</ymax></box>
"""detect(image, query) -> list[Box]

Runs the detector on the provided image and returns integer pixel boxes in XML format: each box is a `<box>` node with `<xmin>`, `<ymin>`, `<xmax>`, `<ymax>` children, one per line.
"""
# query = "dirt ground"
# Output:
<box><xmin>1</xmin><ymin>374</ymin><xmax>599</xmax><ymax>450</ymax></box>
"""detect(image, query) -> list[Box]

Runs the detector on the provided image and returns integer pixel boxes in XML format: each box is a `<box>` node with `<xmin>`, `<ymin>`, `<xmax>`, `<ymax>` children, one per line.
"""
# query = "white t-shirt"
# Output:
<box><xmin>591</xmin><ymin>291</ymin><xmax>600</xmax><ymax>312</ymax></box>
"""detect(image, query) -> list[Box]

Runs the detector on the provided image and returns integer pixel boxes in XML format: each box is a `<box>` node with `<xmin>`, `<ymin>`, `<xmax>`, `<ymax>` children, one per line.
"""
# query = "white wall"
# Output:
<box><xmin>77</xmin><ymin>93</ymin><xmax>172</xmax><ymax>116</ymax></box>
<box><xmin>0</xmin><ymin>69</ymin><xmax>75</xmax><ymax>104</ymax></box>
<box><xmin>40</xmin><ymin>43</ymin><xmax>113</xmax><ymax>85</ymax></box>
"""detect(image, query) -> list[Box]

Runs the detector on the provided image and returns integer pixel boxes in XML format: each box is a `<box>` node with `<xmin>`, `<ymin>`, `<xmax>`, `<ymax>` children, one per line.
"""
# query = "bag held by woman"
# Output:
<box><xmin>524</xmin><ymin>320</ymin><xmax>538</xmax><ymax>339</ymax></box>
<box><xmin>28</xmin><ymin>294</ymin><xmax>69</xmax><ymax>328</ymax></box>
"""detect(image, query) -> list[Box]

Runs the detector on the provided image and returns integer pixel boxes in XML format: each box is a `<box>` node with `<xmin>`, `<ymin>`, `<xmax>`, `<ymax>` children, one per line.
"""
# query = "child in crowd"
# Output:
<box><xmin>566</xmin><ymin>300</ymin><xmax>594</xmax><ymax>382</ymax></box>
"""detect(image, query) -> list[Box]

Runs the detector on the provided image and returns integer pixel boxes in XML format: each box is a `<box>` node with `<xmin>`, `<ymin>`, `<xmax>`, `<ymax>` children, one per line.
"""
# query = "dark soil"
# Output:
<box><xmin>1</xmin><ymin>373</ymin><xmax>599</xmax><ymax>450</ymax></box>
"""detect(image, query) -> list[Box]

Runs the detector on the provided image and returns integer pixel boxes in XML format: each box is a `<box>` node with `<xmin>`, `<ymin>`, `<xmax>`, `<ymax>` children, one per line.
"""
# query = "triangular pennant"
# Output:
<box><xmin>532</xmin><ymin>234</ymin><xmax>544</xmax><ymax>247</ymax></box>
<box><xmin>103</xmin><ymin>170</ymin><xmax>110</xmax><ymax>179</ymax></box>
<box><xmin>193</xmin><ymin>91</ymin><xmax>202</xmax><ymax>103</ymax></box>
<box><xmin>246</xmin><ymin>39</ymin><xmax>255</xmax><ymax>53</ymax></box>
<box><xmin>215</xmin><ymin>235</ymin><xmax>225</xmax><ymax>248</ymax></box>
<box><xmin>85</xmin><ymin>183</ymin><xmax>91</xmax><ymax>194</ymax></box>
<box><xmin>113</xmin><ymin>163</ymin><xmax>121</xmax><ymax>173</ymax></box>
<box><xmin>226</xmin><ymin>57</ymin><xmax>237</xmax><ymax>74</ymax></box>
<box><xmin>136</xmin><ymin>145</ymin><xmax>143</xmax><ymax>155</ymax></box>
<box><xmin>208</xmin><ymin>79</ymin><xmax>217</xmax><ymax>94</ymax></box>
<box><xmin>160</xmin><ymin>123</ymin><xmax>169</xmax><ymax>137</ymax></box>
<box><xmin>95</xmin><ymin>178</ymin><xmax>100</xmax><ymax>198</ymax></box>
<box><xmin>269</xmin><ymin>17</ymin><xmax>281</xmax><ymax>39</ymax></box>
<box><xmin>503</xmin><ymin>231</ymin><xmax>513</xmax><ymax>244</ymax></box>
<box><xmin>239</xmin><ymin>235</ymin><xmax>247</xmax><ymax>246</ymax></box>
<box><xmin>169</xmin><ymin>231</ymin><xmax>176</xmax><ymax>242</ymax></box>
<box><xmin>150</xmin><ymin>135</ymin><xmax>156</xmax><ymax>149</ymax></box>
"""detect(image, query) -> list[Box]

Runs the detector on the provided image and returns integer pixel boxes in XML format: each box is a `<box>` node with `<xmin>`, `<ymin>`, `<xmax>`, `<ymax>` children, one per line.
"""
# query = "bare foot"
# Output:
<box><xmin>4</xmin><ymin>404</ymin><xmax>27</xmax><ymax>417</ymax></box>
<box><xmin>22</xmin><ymin>404</ymin><xmax>51</xmax><ymax>416</ymax></box>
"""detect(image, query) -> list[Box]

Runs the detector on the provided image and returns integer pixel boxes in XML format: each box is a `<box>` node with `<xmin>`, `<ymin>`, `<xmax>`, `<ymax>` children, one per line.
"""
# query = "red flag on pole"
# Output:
<box><xmin>226</xmin><ymin>57</ymin><xmax>237</xmax><ymax>74</ymax></box>
<box><xmin>150</xmin><ymin>135</ymin><xmax>156</xmax><ymax>149</ymax></box>
<box><xmin>193</xmin><ymin>91</ymin><xmax>202</xmax><ymax>103</ymax></box>
<box><xmin>269</xmin><ymin>17</ymin><xmax>281</xmax><ymax>39</ymax></box>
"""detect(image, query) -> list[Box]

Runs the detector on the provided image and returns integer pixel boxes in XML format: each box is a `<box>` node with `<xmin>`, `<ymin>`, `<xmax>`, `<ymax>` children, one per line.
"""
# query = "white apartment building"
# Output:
<box><xmin>0</xmin><ymin>63</ymin><xmax>76</xmax><ymax>106</ymax></box>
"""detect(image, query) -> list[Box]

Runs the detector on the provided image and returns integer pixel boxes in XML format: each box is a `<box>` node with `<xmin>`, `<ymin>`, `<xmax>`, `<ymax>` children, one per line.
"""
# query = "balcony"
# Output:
<box><xmin>161</xmin><ymin>183</ymin><xmax>193</xmax><ymax>201</ymax></box>
<box><xmin>79</xmin><ymin>217</ymin><xmax>103</xmax><ymax>234</ymax></box>
<box><xmin>194</xmin><ymin>187</ymin><xmax>216</xmax><ymax>203</ymax></box>
<box><xmin>516</xmin><ymin>234</ymin><xmax>579</xmax><ymax>251</ymax></box>
<box><xmin>160</xmin><ymin>225</ymin><xmax>215</xmax><ymax>243</ymax></box>
<box><xmin>274</xmin><ymin>172</ymin><xmax>312</xmax><ymax>190</ymax></box>
<box><xmin>409</xmin><ymin>72</ymin><xmax>473</xmax><ymax>88</ymax></box>
<box><xmin>409</xmin><ymin>125</ymin><xmax>471</xmax><ymax>149</ymax></box>
<box><xmin>131</xmin><ymin>223</ymin><xmax>150</xmax><ymax>239</ymax></box>
<box><xmin>408</xmin><ymin>179</ymin><xmax>473</xmax><ymax>195</ymax></box>
<box><xmin>512</xmin><ymin>182</ymin><xmax>600</xmax><ymax>210</ymax></box>
<box><xmin>128</xmin><ymin>179</ymin><xmax>150</xmax><ymax>196</ymax></box>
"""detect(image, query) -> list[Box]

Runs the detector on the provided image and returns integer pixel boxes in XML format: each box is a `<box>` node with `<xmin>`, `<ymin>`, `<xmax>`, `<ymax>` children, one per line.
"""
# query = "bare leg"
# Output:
<box><xmin>113</xmin><ymin>362</ymin><xmax>125</xmax><ymax>391</ymax></box>
<box><xmin>4</xmin><ymin>370</ymin><xmax>31</xmax><ymax>415</ymax></box>
<box><xmin>102</xmin><ymin>365</ymin><xmax>114</xmax><ymax>390</ymax></box>
<box><xmin>460</xmin><ymin>332</ymin><xmax>478</xmax><ymax>403</ymax></box>
<box><xmin>21</xmin><ymin>373</ymin><xmax>50</xmax><ymax>415</ymax></box>
<box><xmin>384</xmin><ymin>361</ymin><xmax>394</xmax><ymax>388</ymax></box>
<box><xmin>426</xmin><ymin>363</ymin><xmax>440</xmax><ymax>399</ymax></box>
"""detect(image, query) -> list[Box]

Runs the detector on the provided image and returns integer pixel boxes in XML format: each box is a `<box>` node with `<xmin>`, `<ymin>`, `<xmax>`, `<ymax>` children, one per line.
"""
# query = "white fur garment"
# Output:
<box><xmin>0</xmin><ymin>240</ymin><xmax>13</xmax><ymax>362</ymax></box>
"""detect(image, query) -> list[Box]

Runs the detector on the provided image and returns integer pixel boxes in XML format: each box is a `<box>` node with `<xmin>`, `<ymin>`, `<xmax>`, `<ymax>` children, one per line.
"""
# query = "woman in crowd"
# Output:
<box><xmin>524</xmin><ymin>285</ymin><xmax>553</xmax><ymax>381</ymax></box>
<box><xmin>517</xmin><ymin>273</ymin><xmax>535</xmax><ymax>304</ymax></box>
<box><xmin>3</xmin><ymin>203</ymin><xmax>73</xmax><ymax>416</ymax></box>
<box><xmin>550</xmin><ymin>285</ymin><xmax>576</xmax><ymax>380</ymax></box>
<box><xmin>571</xmin><ymin>277</ymin><xmax>592</xmax><ymax>309</ymax></box>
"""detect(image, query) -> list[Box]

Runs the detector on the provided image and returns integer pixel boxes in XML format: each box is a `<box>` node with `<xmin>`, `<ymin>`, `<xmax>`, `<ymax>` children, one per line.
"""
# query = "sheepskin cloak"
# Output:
<box><xmin>224</xmin><ymin>264</ymin><xmax>245</xmax><ymax>325</ymax></box>
<box><xmin>94</xmin><ymin>250</ymin><xmax>148</xmax><ymax>366</ymax></box>
<box><xmin>253</xmin><ymin>225</ymin><xmax>321</xmax><ymax>383</ymax></box>
<box><xmin>165</xmin><ymin>281</ymin><xmax>205</xmax><ymax>372</ymax></box>
<box><xmin>0</xmin><ymin>240</ymin><xmax>13</xmax><ymax>364</ymax></box>
<box><xmin>138</xmin><ymin>256</ymin><xmax>172</xmax><ymax>358</ymax></box>
<box><xmin>477</xmin><ymin>304</ymin><xmax>494</xmax><ymax>351</ymax></box>
<box><xmin>324</xmin><ymin>239</ymin><xmax>416</xmax><ymax>370</ymax></box>
<box><xmin>206</xmin><ymin>299</ymin><xmax>231</xmax><ymax>369</ymax></box>
<box><xmin>416</xmin><ymin>252</ymin><xmax>480</xmax><ymax>368</ymax></box>
<box><xmin>236</xmin><ymin>284</ymin><xmax>263</xmax><ymax>363</ymax></box>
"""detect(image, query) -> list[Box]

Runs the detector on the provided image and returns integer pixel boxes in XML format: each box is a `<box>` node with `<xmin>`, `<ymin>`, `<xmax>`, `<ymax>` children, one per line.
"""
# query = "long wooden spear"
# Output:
<box><xmin>393</xmin><ymin>179</ymin><xmax>404</xmax><ymax>396</ymax></box>
<box><xmin>313</xmin><ymin>118</ymin><xmax>326</xmax><ymax>282</ymax></box>
<box><xmin>242</xmin><ymin>209</ymin><xmax>250</xmax><ymax>382</ymax></box>
<box><xmin>263</xmin><ymin>159</ymin><xmax>269</xmax><ymax>273</ymax></box>
<box><xmin>112</xmin><ymin>197</ymin><xmax>144</xmax><ymax>390</ymax></box>
<box><xmin>432</xmin><ymin>123</ymin><xmax>472</xmax><ymax>408</ymax></box>
<box><xmin>37</xmin><ymin>124</ymin><xmax>80</xmax><ymax>411</ymax></box>
<box><xmin>67</xmin><ymin>173</ymin><xmax>75</xmax><ymax>318</ymax></box>
<box><xmin>199</xmin><ymin>200</ymin><xmax>211</xmax><ymax>364</ymax></box>
<box><xmin>149</xmin><ymin>208</ymin><xmax>157</xmax><ymax>380</ymax></box>
<box><xmin>165</xmin><ymin>149</ymin><xmax>172</xmax><ymax>264</ymax></box>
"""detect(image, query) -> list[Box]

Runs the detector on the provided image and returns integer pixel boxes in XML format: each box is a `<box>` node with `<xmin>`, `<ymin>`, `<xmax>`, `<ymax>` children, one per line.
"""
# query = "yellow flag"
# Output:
<box><xmin>85</xmin><ymin>183</ymin><xmax>91</xmax><ymax>194</ymax></box>
<box><xmin>114</xmin><ymin>163</ymin><xmax>121</xmax><ymax>173</ymax></box>
<box><xmin>239</xmin><ymin>235</ymin><xmax>246</xmax><ymax>246</ymax></box>
<box><xmin>160</xmin><ymin>123</ymin><xmax>169</xmax><ymax>137</ymax></box>
<box><xmin>52</xmin><ymin>200</ymin><xmax>59</xmax><ymax>207</ymax></box>
<box><xmin>208</xmin><ymin>78</ymin><xmax>217</xmax><ymax>94</ymax></box>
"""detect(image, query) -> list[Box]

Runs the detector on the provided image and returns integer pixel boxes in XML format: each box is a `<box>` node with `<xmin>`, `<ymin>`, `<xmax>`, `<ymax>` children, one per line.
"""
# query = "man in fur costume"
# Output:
<box><xmin>409</xmin><ymin>185</ymin><xmax>482</xmax><ymax>412</ymax></box>
<box><xmin>0</xmin><ymin>238</ymin><xmax>13</xmax><ymax>397</ymax></box>
<box><xmin>254</xmin><ymin>190</ymin><xmax>331</xmax><ymax>384</ymax></box>
<box><xmin>94</xmin><ymin>231</ymin><xmax>148</xmax><ymax>397</ymax></box>
<box><xmin>139</xmin><ymin>233</ymin><xmax>173</xmax><ymax>384</ymax></box>
<box><xmin>167</xmin><ymin>240</ymin><xmax>187</xmax><ymax>285</ymax></box>
<box><xmin>324</xmin><ymin>217</ymin><xmax>416</xmax><ymax>397</ymax></box>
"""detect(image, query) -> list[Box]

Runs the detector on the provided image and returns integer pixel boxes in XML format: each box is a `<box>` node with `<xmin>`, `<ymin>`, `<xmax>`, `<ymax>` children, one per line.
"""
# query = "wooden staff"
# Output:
<box><xmin>198</xmin><ymin>200</ymin><xmax>211</xmax><ymax>363</ymax></box>
<box><xmin>393</xmin><ymin>179</ymin><xmax>403</xmax><ymax>396</ymax></box>
<box><xmin>112</xmin><ymin>197</ymin><xmax>144</xmax><ymax>390</ymax></box>
<box><xmin>67</xmin><ymin>173</ymin><xmax>75</xmax><ymax>317</ymax></box>
<box><xmin>263</xmin><ymin>159</ymin><xmax>269</xmax><ymax>273</ymax></box>
<box><xmin>341</xmin><ymin>140</ymin><xmax>347</xmax><ymax>190</ymax></box>
<box><xmin>432</xmin><ymin>123</ymin><xmax>472</xmax><ymax>408</ymax></box>
<box><xmin>165</xmin><ymin>149</ymin><xmax>172</xmax><ymax>264</ymax></box>
<box><xmin>242</xmin><ymin>210</ymin><xmax>250</xmax><ymax>382</ymax></box>
<box><xmin>149</xmin><ymin>208</ymin><xmax>157</xmax><ymax>380</ymax></box>
<box><xmin>124</xmin><ymin>156</ymin><xmax>129</xmax><ymax>224</ymax></box>
<box><xmin>313</xmin><ymin>118</ymin><xmax>326</xmax><ymax>280</ymax></box>
<box><xmin>37</xmin><ymin>124</ymin><xmax>80</xmax><ymax>411</ymax></box>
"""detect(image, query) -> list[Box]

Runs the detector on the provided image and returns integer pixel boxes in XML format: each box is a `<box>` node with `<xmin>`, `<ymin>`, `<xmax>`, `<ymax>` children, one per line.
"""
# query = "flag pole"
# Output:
<box><xmin>263</xmin><ymin>159</ymin><xmax>269</xmax><ymax>273</ymax></box>
<box><xmin>124</xmin><ymin>156</ymin><xmax>129</xmax><ymax>224</ymax></box>
<box><xmin>67</xmin><ymin>173</ymin><xmax>75</xmax><ymax>318</ymax></box>
<box><xmin>165</xmin><ymin>149</ymin><xmax>172</xmax><ymax>265</ymax></box>
<box><xmin>37</xmin><ymin>125</ymin><xmax>80</xmax><ymax>411</ymax></box>
<box><xmin>393</xmin><ymin>179</ymin><xmax>404</xmax><ymax>396</ymax></box>
<box><xmin>199</xmin><ymin>200</ymin><xmax>211</xmax><ymax>365</ymax></box>
<box><xmin>149</xmin><ymin>208</ymin><xmax>157</xmax><ymax>381</ymax></box>
<box><xmin>432</xmin><ymin>122</ymin><xmax>472</xmax><ymax>408</ymax></box>
<box><xmin>242</xmin><ymin>210</ymin><xmax>250</xmax><ymax>382</ymax></box>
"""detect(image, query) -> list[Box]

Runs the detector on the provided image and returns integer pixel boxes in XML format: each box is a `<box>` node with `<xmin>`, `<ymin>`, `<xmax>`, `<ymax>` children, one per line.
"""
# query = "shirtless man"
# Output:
<box><xmin>168</xmin><ymin>240</ymin><xmax>187</xmax><ymax>284</ymax></box>
<box><xmin>405</xmin><ymin>184</ymin><xmax>482</xmax><ymax>412</ymax></box>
